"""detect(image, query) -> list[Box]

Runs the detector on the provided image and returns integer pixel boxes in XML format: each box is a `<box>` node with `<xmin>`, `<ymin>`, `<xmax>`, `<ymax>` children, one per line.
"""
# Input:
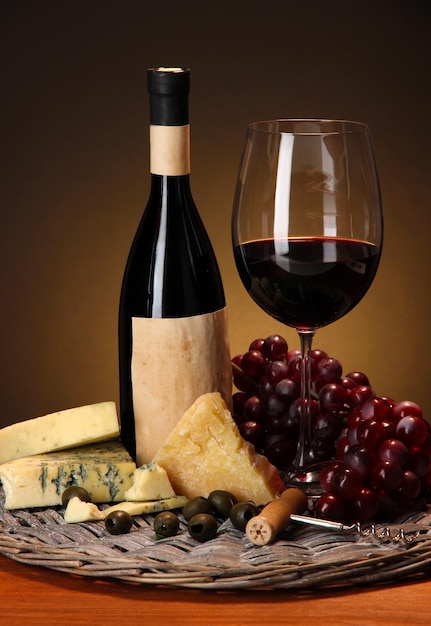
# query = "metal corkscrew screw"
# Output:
<box><xmin>289</xmin><ymin>513</ymin><xmax>425</xmax><ymax>544</ymax></box>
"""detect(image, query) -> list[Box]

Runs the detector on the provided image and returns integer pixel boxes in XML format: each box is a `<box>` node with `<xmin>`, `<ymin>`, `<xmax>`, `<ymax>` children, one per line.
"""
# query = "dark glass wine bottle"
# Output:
<box><xmin>119</xmin><ymin>67</ymin><xmax>232</xmax><ymax>464</ymax></box>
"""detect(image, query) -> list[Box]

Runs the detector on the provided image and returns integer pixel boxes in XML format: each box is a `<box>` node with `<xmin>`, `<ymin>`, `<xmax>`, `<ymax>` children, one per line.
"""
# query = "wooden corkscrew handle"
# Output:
<box><xmin>245</xmin><ymin>488</ymin><xmax>308</xmax><ymax>546</ymax></box>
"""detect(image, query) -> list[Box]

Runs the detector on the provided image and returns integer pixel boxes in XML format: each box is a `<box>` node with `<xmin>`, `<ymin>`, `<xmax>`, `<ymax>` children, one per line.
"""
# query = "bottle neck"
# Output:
<box><xmin>150</xmin><ymin>124</ymin><xmax>190</xmax><ymax>176</ymax></box>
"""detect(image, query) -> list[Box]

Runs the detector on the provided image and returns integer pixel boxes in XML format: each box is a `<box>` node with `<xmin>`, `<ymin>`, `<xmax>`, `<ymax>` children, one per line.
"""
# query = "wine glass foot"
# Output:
<box><xmin>282</xmin><ymin>466</ymin><xmax>323</xmax><ymax>496</ymax></box>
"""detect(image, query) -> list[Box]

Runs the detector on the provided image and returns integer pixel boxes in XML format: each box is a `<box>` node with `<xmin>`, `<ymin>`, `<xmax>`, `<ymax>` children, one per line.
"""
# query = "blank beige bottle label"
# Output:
<box><xmin>131</xmin><ymin>308</ymin><xmax>232</xmax><ymax>465</ymax></box>
<box><xmin>150</xmin><ymin>125</ymin><xmax>190</xmax><ymax>176</ymax></box>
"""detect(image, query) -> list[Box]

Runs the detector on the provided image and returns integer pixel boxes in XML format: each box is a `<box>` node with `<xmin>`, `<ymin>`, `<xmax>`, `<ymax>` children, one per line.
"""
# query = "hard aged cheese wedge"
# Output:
<box><xmin>124</xmin><ymin>462</ymin><xmax>176</xmax><ymax>501</ymax></box>
<box><xmin>153</xmin><ymin>392</ymin><xmax>285</xmax><ymax>505</ymax></box>
<box><xmin>0</xmin><ymin>441</ymin><xmax>136</xmax><ymax>509</ymax></box>
<box><xmin>0</xmin><ymin>401</ymin><xmax>120</xmax><ymax>465</ymax></box>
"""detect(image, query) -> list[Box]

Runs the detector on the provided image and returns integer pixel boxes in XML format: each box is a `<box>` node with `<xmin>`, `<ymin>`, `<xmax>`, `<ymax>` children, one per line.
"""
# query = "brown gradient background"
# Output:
<box><xmin>1</xmin><ymin>0</ymin><xmax>430</xmax><ymax>428</ymax></box>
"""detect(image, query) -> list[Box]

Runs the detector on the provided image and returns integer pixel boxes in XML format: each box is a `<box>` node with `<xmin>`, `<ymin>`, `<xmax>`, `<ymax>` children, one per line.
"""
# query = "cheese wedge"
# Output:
<box><xmin>64</xmin><ymin>497</ymin><xmax>105</xmax><ymax>523</ymax></box>
<box><xmin>124</xmin><ymin>462</ymin><xmax>176</xmax><ymax>501</ymax></box>
<box><xmin>0</xmin><ymin>441</ymin><xmax>136</xmax><ymax>509</ymax></box>
<box><xmin>153</xmin><ymin>392</ymin><xmax>285</xmax><ymax>506</ymax></box>
<box><xmin>63</xmin><ymin>495</ymin><xmax>188</xmax><ymax>523</ymax></box>
<box><xmin>0</xmin><ymin>401</ymin><xmax>120</xmax><ymax>465</ymax></box>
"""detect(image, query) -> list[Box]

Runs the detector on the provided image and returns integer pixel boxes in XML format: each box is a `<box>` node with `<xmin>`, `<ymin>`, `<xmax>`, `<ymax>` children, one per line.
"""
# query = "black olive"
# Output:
<box><xmin>154</xmin><ymin>511</ymin><xmax>180</xmax><ymax>538</ymax></box>
<box><xmin>182</xmin><ymin>496</ymin><xmax>213</xmax><ymax>521</ymax></box>
<box><xmin>188</xmin><ymin>513</ymin><xmax>218</xmax><ymax>542</ymax></box>
<box><xmin>104</xmin><ymin>510</ymin><xmax>133</xmax><ymax>535</ymax></box>
<box><xmin>61</xmin><ymin>486</ymin><xmax>92</xmax><ymax>506</ymax></box>
<box><xmin>208</xmin><ymin>490</ymin><xmax>238</xmax><ymax>519</ymax></box>
<box><xmin>229</xmin><ymin>502</ymin><xmax>260</xmax><ymax>532</ymax></box>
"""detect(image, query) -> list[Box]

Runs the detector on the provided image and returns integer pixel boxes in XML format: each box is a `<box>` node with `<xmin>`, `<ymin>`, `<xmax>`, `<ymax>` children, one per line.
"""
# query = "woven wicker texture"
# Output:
<box><xmin>1</xmin><ymin>492</ymin><xmax>431</xmax><ymax>590</ymax></box>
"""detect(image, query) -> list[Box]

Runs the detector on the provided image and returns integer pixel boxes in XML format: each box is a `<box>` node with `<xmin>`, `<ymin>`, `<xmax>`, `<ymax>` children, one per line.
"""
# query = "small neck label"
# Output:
<box><xmin>150</xmin><ymin>125</ymin><xmax>190</xmax><ymax>176</ymax></box>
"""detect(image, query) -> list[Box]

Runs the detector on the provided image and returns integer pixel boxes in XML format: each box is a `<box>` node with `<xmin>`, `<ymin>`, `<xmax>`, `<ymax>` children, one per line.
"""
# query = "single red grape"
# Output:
<box><xmin>240</xmin><ymin>350</ymin><xmax>267</xmax><ymax>380</ymax></box>
<box><xmin>332</xmin><ymin>466</ymin><xmax>363</xmax><ymax>500</ymax></box>
<box><xmin>344</xmin><ymin>445</ymin><xmax>376</xmax><ymax>479</ymax></box>
<box><xmin>286</xmin><ymin>349</ymin><xmax>301</xmax><ymax>361</ymax></box>
<box><xmin>357</xmin><ymin>418</ymin><xmax>388</xmax><ymax>451</ymax></box>
<box><xmin>361</xmin><ymin>396</ymin><xmax>393</xmax><ymax>422</ymax></box>
<box><xmin>349</xmin><ymin>487</ymin><xmax>378</xmax><ymax>522</ymax></box>
<box><xmin>347</xmin><ymin>385</ymin><xmax>375</xmax><ymax>408</ymax></box>
<box><xmin>314</xmin><ymin>357</ymin><xmax>342</xmax><ymax>385</ymax></box>
<box><xmin>392</xmin><ymin>400</ymin><xmax>423</xmax><ymax>421</ymax></box>
<box><xmin>243</xmin><ymin>395</ymin><xmax>266</xmax><ymax>422</ymax></box>
<box><xmin>340</xmin><ymin>377</ymin><xmax>356</xmax><ymax>391</ymax></box>
<box><xmin>264</xmin><ymin>393</ymin><xmax>285</xmax><ymax>419</ymax></box>
<box><xmin>264</xmin><ymin>438</ymin><xmax>295</xmax><ymax>470</ymax></box>
<box><xmin>265</xmin><ymin>360</ymin><xmax>289</xmax><ymax>384</ymax></box>
<box><xmin>315</xmin><ymin>492</ymin><xmax>346</xmax><ymax>523</ymax></box>
<box><xmin>318</xmin><ymin>383</ymin><xmax>349</xmax><ymax>412</ymax></box>
<box><xmin>396</xmin><ymin>415</ymin><xmax>428</xmax><ymax>447</ymax></box>
<box><xmin>313</xmin><ymin>412</ymin><xmax>343</xmax><ymax>442</ymax></box>
<box><xmin>319</xmin><ymin>461</ymin><xmax>344</xmax><ymax>492</ymax></box>
<box><xmin>248</xmin><ymin>338</ymin><xmax>265</xmax><ymax>352</ymax></box>
<box><xmin>396</xmin><ymin>470</ymin><xmax>421</xmax><ymax>504</ymax></box>
<box><xmin>377</xmin><ymin>438</ymin><xmax>408</xmax><ymax>466</ymax></box>
<box><xmin>239</xmin><ymin>420</ymin><xmax>264</xmax><ymax>447</ymax></box>
<box><xmin>232</xmin><ymin>392</ymin><xmax>247</xmax><ymax>423</ymax></box>
<box><xmin>372</xmin><ymin>460</ymin><xmax>404</xmax><ymax>491</ymax></box>
<box><xmin>274</xmin><ymin>378</ymin><xmax>300</xmax><ymax>407</ymax></box>
<box><xmin>262</xmin><ymin>334</ymin><xmax>288</xmax><ymax>361</ymax></box>
<box><xmin>310</xmin><ymin>348</ymin><xmax>328</xmax><ymax>364</ymax></box>
<box><xmin>286</xmin><ymin>354</ymin><xmax>302</xmax><ymax>383</ymax></box>
<box><xmin>345</xmin><ymin>371</ymin><xmax>370</xmax><ymax>386</ymax></box>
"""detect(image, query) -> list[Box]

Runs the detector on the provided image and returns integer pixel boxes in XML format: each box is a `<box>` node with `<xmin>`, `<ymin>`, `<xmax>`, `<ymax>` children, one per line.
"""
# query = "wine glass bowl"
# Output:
<box><xmin>232</xmin><ymin>119</ymin><xmax>383</xmax><ymax>492</ymax></box>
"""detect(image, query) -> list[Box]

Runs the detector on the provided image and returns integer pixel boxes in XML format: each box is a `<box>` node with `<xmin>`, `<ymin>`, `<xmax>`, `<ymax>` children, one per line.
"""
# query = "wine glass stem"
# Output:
<box><xmin>294</xmin><ymin>329</ymin><xmax>315</xmax><ymax>470</ymax></box>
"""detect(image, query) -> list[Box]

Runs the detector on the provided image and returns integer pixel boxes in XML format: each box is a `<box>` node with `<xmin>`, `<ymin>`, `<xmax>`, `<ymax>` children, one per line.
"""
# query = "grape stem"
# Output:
<box><xmin>231</xmin><ymin>361</ymin><xmax>261</xmax><ymax>391</ymax></box>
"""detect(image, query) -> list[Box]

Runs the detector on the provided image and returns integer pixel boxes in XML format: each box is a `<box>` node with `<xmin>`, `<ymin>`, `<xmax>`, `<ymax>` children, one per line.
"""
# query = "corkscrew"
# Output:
<box><xmin>245</xmin><ymin>489</ymin><xmax>429</xmax><ymax>547</ymax></box>
<box><xmin>289</xmin><ymin>513</ymin><xmax>427</xmax><ymax>544</ymax></box>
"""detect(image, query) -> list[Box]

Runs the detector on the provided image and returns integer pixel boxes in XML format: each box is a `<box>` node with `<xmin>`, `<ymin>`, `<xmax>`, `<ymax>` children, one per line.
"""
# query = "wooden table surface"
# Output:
<box><xmin>1</xmin><ymin>553</ymin><xmax>429</xmax><ymax>625</ymax></box>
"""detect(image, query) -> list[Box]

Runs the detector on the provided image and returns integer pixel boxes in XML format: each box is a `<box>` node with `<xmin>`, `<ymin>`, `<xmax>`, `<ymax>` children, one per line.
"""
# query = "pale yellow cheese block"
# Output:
<box><xmin>153</xmin><ymin>392</ymin><xmax>285</xmax><ymax>506</ymax></box>
<box><xmin>0</xmin><ymin>401</ymin><xmax>120</xmax><ymax>465</ymax></box>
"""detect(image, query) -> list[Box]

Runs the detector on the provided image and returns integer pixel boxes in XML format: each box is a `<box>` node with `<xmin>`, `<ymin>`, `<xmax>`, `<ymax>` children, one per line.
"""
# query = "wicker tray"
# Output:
<box><xmin>1</xmin><ymin>490</ymin><xmax>431</xmax><ymax>591</ymax></box>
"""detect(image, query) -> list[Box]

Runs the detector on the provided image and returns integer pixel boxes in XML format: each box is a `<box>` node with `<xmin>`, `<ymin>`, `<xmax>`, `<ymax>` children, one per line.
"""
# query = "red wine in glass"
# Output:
<box><xmin>234</xmin><ymin>236</ymin><xmax>381</xmax><ymax>331</ymax></box>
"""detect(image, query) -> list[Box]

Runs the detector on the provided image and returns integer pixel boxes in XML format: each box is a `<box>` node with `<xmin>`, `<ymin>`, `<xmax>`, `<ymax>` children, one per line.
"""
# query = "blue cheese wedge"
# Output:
<box><xmin>63</xmin><ymin>495</ymin><xmax>189</xmax><ymax>523</ymax></box>
<box><xmin>0</xmin><ymin>441</ymin><xmax>136</xmax><ymax>509</ymax></box>
<box><xmin>103</xmin><ymin>496</ymin><xmax>188</xmax><ymax>517</ymax></box>
<box><xmin>0</xmin><ymin>401</ymin><xmax>120</xmax><ymax>464</ymax></box>
<box><xmin>124</xmin><ymin>462</ymin><xmax>176</xmax><ymax>501</ymax></box>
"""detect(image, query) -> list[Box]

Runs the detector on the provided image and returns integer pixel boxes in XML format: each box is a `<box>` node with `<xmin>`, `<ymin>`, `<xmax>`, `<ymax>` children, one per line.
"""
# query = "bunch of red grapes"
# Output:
<box><xmin>232</xmin><ymin>334</ymin><xmax>431</xmax><ymax>523</ymax></box>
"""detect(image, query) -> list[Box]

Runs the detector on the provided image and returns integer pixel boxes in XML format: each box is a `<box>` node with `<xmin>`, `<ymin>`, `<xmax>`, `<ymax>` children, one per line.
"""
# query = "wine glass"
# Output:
<box><xmin>232</xmin><ymin>119</ymin><xmax>383</xmax><ymax>492</ymax></box>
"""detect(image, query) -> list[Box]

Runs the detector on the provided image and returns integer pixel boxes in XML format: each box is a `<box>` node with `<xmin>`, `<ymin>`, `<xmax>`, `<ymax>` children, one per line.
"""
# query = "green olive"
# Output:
<box><xmin>229</xmin><ymin>502</ymin><xmax>260</xmax><ymax>532</ymax></box>
<box><xmin>188</xmin><ymin>513</ymin><xmax>218</xmax><ymax>542</ymax></box>
<box><xmin>208</xmin><ymin>490</ymin><xmax>237</xmax><ymax>519</ymax></box>
<box><xmin>182</xmin><ymin>496</ymin><xmax>213</xmax><ymax>521</ymax></box>
<box><xmin>154</xmin><ymin>511</ymin><xmax>180</xmax><ymax>538</ymax></box>
<box><xmin>61</xmin><ymin>486</ymin><xmax>92</xmax><ymax>506</ymax></box>
<box><xmin>104</xmin><ymin>510</ymin><xmax>133</xmax><ymax>535</ymax></box>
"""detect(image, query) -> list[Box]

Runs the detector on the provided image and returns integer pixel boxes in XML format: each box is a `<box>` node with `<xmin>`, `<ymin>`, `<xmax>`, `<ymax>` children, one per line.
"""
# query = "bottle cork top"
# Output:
<box><xmin>147</xmin><ymin>67</ymin><xmax>190</xmax><ymax>125</ymax></box>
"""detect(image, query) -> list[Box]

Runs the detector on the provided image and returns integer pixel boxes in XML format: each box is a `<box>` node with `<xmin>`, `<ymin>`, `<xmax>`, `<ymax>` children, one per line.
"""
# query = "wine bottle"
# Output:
<box><xmin>118</xmin><ymin>67</ymin><xmax>232</xmax><ymax>465</ymax></box>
